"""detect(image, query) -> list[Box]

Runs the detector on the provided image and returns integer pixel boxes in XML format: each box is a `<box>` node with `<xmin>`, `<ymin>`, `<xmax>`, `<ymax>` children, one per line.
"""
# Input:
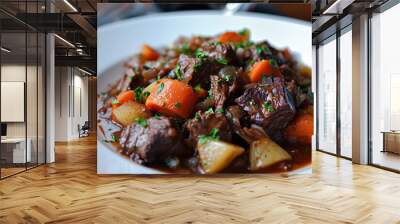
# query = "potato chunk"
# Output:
<box><xmin>249</xmin><ymin>137</ymin><xmax>292</xmax><ymax>171</ymax></box>
<box><xmin>113</xmin><ymin>101</ymin><xmax>151</xmax><ymax>126</ymax></box>
<box><xmin>198</xmin><ymin>140</ymin><xmax>244</xmax><ymax>174</ymax></box>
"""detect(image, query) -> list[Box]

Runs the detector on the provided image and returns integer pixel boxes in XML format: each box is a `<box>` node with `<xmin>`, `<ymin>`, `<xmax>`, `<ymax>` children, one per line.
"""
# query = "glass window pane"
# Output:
<box><xmin>317</xmin><ymin>38</ymin><xmax>337</xmax><ymax>154</ymax></box>
<box><xmin>27</xmin><ymin>31</ymin><xmax>38</xmax><ymax>169</ymax></box>
<box><xmin>340</xmin><ymin>29</ymin><xmax>352</xmax><ymax>158</ymax></box>
<box><xmin>371</xmin><ymin>4</ymin><xmax>400</xmax><ymax>171</ymax></box>
<box><xmin>1</xmin><ymin>31</ymin><xmax>27</xmax><ymax>177</ymax></box>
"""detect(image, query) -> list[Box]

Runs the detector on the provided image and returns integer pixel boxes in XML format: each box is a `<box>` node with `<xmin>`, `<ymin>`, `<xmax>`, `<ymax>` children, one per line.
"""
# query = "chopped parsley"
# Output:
<box><xmin>154</xmin><ymin>113</ymin><xmax>161</xmax><ymax>120</ymax></box>
<box><xmin>261</xmin><ymin>74</ymin><xmax>268</xmax><ymax>83</ymax></box>
<box><xmin>215</xmin><ymin>108</ymin><xmax>224</xmax><ymax>113</ymax></box>
<box><xmin>263</xmin><ymin>101</ymin><xmax>275</xmax><ymax>113</ymax></box>
<box><xmin>256</xmin><ymin>44</ymin><xmax>272</xmax><ymax>56</ymax></box>
<box><xmin>156</xmin><ymin>74</ymin><xmax>161</xmax><ymax>81</ymax></box>
<box><xmin>198</xmin><ymin>128</ymin><xmax>220</xmax><ymax>144</ymax></box>
<box><xmin>175</xmin><ymin>64</ymin><xmax>184</xmax><ymax>80</ymax></box>
<box><xmin>112</xmin><ymin>99</ymin><xmax>120</xmax><ymax>105</ymax></box>
<box><xmin>195</xmin><ymin>49</ymin><xmax>207</xmax><ymax>60</ymax></box>
<box><xmin>223</xmin><ymin>74</ymin><xmax>233</xmax><ymax>82</ymax></box>
<box><xmin>269</xmin><ymin>59</ymin><xmax>279</xmax><ymax>68</ymax></box>
<box><xmin>157</xmin><ymin>82</ymin><xmax>165</xmax><ymax>94</ymax></box>
<box><xmin>194</xmin><ymin>62</ymin><xmax>202</xmax><ymax>72</ymax></box>
<box><xmin>136</xmin><ymin>118</ymin><xmax>148</xmax><ymax>127</ymax></box>
<box><xmin>205</xmin><ymin>107</ymin><xmax>214</xmax><ymax>116</ymax></box>
<box><xmin>181</xmin><ymin>43</ymin><xmax>191</xmax><ymax>54</ymax></box>
<box><xmin>210</xmin><ymin>41</ymin><xmax>222</xmax><ymax>46</ymax></box>
<box><xmin>207</xmin><ymin>89</ymin><xmax>213</xmax><ymax>99</ymax></box>
<box><xmin>236</xmin><ymin>40</ymin><xmax>253</xmax><ymax>49</ymax></box>
<box><xmin>134</xmin><ymin>87</ymin><xmax>144</xmax><ymax>102</ymax></box>
<box><xmin>111</xmin><ymin>134</ymin><xmax>118</xmax><ymax>143</ymax></box>
<box><xmin>217</xmin><ymin>57</ymin><xmax>228</xmax><ymax>65</ymax></box>
<box><xmin>175</xmin><ymin>102</ymin><xmax>182</xmax><ymax>108</ymax></box>
<box><xmin>238</xmin><ymin>28</ymin><xmax>249</xmax><ymax>36</ymax></box>
<box><xmin>194</xmin><ymin>111</ymin><xmax>201</xmax><ymax>121</ymax></box>
<box><xmin>143</xmin><ymin>91</ymin><xmax>150</xmax><ymax>97</ymax></box>
<box><xmin>194</xmin><ymin>84</ymin><xmax>203</xmax><ymax>93</ymax></box>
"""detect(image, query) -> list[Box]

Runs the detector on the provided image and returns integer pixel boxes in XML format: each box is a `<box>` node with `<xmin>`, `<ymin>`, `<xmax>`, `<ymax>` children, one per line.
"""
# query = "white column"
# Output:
<box><xmin>46</xmin><ymin>32</ymin><xmax>55</xmax><ymax>163</ymax></box>
<box><xmin>352</xmin><ymin>14</ymin><xmax>369</xmax><ymax>164</ymax></box>
<box><xmin>45</xmin><ymin>0</ymin><xmax>55</xmax><ymax>163</ymax></box>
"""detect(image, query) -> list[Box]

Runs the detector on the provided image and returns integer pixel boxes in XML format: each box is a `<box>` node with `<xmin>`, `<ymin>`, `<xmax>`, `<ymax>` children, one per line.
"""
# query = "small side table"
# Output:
<box><xmin>381</xmin><ymin>131</ymin><xmax>400</xmax><ymax>154</ymax></box>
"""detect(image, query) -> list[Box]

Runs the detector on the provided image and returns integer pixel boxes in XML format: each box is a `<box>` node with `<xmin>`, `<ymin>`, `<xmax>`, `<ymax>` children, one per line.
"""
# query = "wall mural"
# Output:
<box><xmin>97</xmin><ymin>3</ymin><xmax>313</xmax><ymax>175</ymax></box>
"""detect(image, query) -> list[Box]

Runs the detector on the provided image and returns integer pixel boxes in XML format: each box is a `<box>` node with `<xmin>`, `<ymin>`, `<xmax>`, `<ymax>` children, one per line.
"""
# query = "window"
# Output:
<box><xmin>317</xmin><ymin>37</ymin><xmax>337</xmax><ymax>154</ymax></box>
<box><xmin>339</xmin><ymin>28</ymin><xmax>352</xmax><ymax>158</ymax></box>
<box><xmin>370</xmin><ymin>3</ymin><xmax>400</xmax><ymax>171</ymax></box>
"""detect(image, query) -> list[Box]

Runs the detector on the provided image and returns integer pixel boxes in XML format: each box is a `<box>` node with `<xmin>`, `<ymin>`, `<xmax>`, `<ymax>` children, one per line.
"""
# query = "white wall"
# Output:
<box><xmin>54</xmin><ymin>66</ymin><xmax>89</xmax><ymax>141</ymax></box>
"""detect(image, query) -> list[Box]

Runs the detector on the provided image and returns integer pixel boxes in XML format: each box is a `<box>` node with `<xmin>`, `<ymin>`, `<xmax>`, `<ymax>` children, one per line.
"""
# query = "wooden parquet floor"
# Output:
<box><xmin>0</xmin><ymin>135</ymin><xmax>400</xmax><ymax>224</ymax></box>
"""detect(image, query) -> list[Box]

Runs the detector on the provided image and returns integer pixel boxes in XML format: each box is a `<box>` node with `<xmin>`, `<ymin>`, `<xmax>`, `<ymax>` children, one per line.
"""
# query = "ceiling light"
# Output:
<box><xmin>78</xmin><ymin>67</ymin><xmax>93</xmax><ymax>76</ymax></box>
<box><xmin>323</xmin><ymin>0</ymin><xmax>355</xmax><ymax>15</ymax></box>
<box><xmin>63</xmin><ymin>0</ymin><xmax>78</xmax><ymax>12</ymax></box>
<box><xmin>1</xmin><ymin>47</ymin><xmax>11</xmax><ymax>53</ymax></box>
<box><xmin>54</xmin><ymin>34</ymin><xmax>75</xmax><ymax>48</ymax></box>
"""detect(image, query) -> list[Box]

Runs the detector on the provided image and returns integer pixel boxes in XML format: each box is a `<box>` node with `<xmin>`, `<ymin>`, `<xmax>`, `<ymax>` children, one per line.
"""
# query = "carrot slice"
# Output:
<box><xmin>285</xmin><ymin>113</ymin><xmax>313</xmax><ymax>145</ymax></box>
<box><xmin>248</xmin><ymin>60</ymin><xmax>281</xmax><ymax>83</ymax></box>
<box><xmin>141</xmin><ymin>44</ymin><xmax>159</xmax><ymax>61</ymax></box>
<box><xmin>117</xmin><ymin>90</ymin><xmax>135</xmax><ymax>104</ymax></box>
<box><xmin>145</xmin><ymin>79</ymin><xmax>199</xmax><ymax>118</ymax></box>
<box><xmin>218</xmin><ymin>32</ymin><xmax>247</xmax><ymax>43</ymax></box>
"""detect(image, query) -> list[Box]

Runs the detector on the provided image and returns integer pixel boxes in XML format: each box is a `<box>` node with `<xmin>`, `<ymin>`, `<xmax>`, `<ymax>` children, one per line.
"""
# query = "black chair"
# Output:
<box><xmin>78</xmin><ymin>121</ymin><xmax>90</xmax><ymax>138</ymax></box>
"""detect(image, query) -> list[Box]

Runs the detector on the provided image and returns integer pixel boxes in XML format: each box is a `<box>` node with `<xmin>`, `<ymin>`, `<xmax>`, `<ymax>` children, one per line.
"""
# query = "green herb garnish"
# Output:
<box><xmin>136</xmin><ymin>118</ymin><xmax>148</xmax><ymax>127</ymax></box>
<box><xmin>256</xmin><ymin>44</ymin><xmax>272</xmax><ymax>56</ymax></box>
<box><xmin>175</xmin><ymin>102</ymin><xmax>182</xmax><ymax>109</ymax></box>
<box><xmin>236</xmin><ymin>40</ymin><xmax>253</xmax><ymax>49</ymax></box>
<box><xmin>111</xmin><ymin>134</ymin><xmax>118</xmax><ymax>143</ymax></box>
<box><xmin>217</xmin><ymin>57</ymin><xmax>228</xmax><ymax>65</ymax></box>
<box><xmin>154</xmin><ymin>113</ymin><xmax>161</xmax><ymax>120</ymax></box>
<box><xmin>205</xmin><ymin>107</ymin><xmax>214</xmax><ymax>116</ymax></box>
<box><xmin>194</xmin><ymin>111</ymin><xmax>201</xmax><ymax>121</ymax></box>
<box><xmin>263</xmin><ymin>101</ymin><xmax>275</xmax><ymax>113</ymax></box>
<box><xmin>157</xmin><ymin>82</ymin><xmax>165</xmax><ymax>94</ymax></box>
<box><xmin>207</xmin><ymin>89</ymin><xmax>213</xmax><ymax>99</ymax></box>
<box><xmin>261</xmin><ymin>74</ymin><xmax>268</xmax><ymax>82</ymax></box>
<box><xmin>143</xmin><ymin>91</ymin><xmax>150</xmax><ymax>97</ymax></box>
<box><xmin>210</xmin><ymin>41</ymin><xmax>222</xmax><ymax>46</ymax></box>
<box><xmin>215</xmin><ymin>108</ymin><xmax>225</xmax><ymax>113</ymax></box>
<box><xmin>224</xmin><ymin>74</ymin><xmax>233</xmax><ymax>82</ymax></box>
<box><xmin>175</xmin><ymin>64</ymin><xmax>184</xmax><ymax>80</ymax></box>
<box><xmin>195</xmin><ymin>49</ymin><xmax>207</xmax><ymax>60</ymax></box>
<box><xmin>194</xmin><ymin>62</ymin><xmax>202</xmax><ymax>72</ymax></box>
<box><xmin>238</xmin><ymin>28</ymin><xmax>249</xmax><ymax>36</ymax></box>
<box><xmin>269</xmin><ymin>59</ymin><xmax>279</xmax><ymax>68</ymax></box>
<box><xmin>198</xmin><ymin>128</ymin><xmax>220</xmax><ymax>144</ymax></box>
<box><xmin>181</xmin><ymin>43</ymin><xmax>191</xmax><ymax>54</ymax></box>
<box><xmin>194</xmin><ymin>84</ymin><xmax>203</xmax><ymax>93</ymax></box>
<box><xmin>134</xmin><ymin>87</ymin><xmax>144</xmax><ymax>102</ymax></box>
<box><xmin>112</xmin><ymin>99</ymin><xmax>120</xmax><ymax>105</ymax></box>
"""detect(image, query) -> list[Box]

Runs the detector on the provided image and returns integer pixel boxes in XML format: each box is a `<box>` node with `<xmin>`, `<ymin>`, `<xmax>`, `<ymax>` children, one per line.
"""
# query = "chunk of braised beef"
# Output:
<box><xmin>235</xmin><ymin>77</ymin><xmax>296</xmax><ymax>143</ymax></box>
<box><xmin>119</xmin><ymin>117</ymin><xmax>187</xmax><ymax>164</ymax></box>
<box><xmin>210</xmin><ymin>75</ymin><xmax>229</xmax><ymax>111</ymax></box>
<box><xmin>175</xmin><ymin>54</ymin><xmax>217</xmax><ymax>86</ymax></box>
<box><xmin>184</xmin><ymin>111</ymin><xmax>232</xmax><ymax>148</ymax></box>
<box><xmin>98</xmin><ymin>116</ymin><xmax>122</xmax><ymax>143</ymax></box>
<box><xmin>194</xmin><ymin>98</ymin><xmax>215</xmax><ymax>112</ymax></box>
<box><xmin>201</xmin><ymin>42</ymin><xmax>236</xmax><ymax>64</ymax></box>
<box><xmin>217</xmin><ymin>66</ymin><xmax>240</xmax><ymax>94</ymax></box>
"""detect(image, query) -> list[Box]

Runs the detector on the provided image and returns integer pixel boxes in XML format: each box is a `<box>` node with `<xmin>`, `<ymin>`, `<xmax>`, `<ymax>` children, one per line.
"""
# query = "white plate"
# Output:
<box><xmin>97</xmin><ymin>11</ymin><xmax>312</xmax><ymax>174</ymax></box>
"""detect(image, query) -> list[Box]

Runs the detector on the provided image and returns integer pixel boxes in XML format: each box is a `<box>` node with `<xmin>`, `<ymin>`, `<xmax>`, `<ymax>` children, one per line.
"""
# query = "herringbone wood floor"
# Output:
<box><xmin>0</xmin><ymin>135</ymin><xmax>400</xmax><ymax>224</ymax></box>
